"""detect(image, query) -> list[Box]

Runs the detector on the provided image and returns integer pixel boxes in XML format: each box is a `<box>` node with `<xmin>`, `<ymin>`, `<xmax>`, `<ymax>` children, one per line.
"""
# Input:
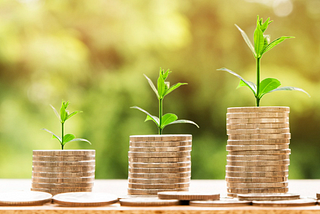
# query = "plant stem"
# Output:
<box><xmin>61</xmin><ymin>122</ymin><xmax>65</xmax><ymax>150</ymax></box>
<box><xmin>256</xmin><ymin>57</ymin><xmax>261</xmax><ymax>107</ymax></box>
<box><xmin>159</xmin><ymin>98</ymin><xmax>163</xmax><ymax>135</ymax></box>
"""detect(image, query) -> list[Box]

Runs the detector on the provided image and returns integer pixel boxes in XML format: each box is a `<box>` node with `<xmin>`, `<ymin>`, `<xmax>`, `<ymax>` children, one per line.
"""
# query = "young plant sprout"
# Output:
<box><xmin>43</xmin><ymin>101</ymin><xmax>91</xmax><ymax>150</ymax></box>
<box><xmin>218</xmin><ymin>16</ymin><xmax>309</xmax><ymax>106</ymax></box>
<box><xmin>131</xmin><ymin>68</ymin><xmax>199</xmax><ymax>134</ymax></box>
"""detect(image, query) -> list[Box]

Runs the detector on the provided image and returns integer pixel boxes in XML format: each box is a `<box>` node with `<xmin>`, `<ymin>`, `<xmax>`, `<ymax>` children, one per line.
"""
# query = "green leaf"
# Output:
<box><xmin>66</xmin><ymin>111</ymin><xmax>81</xmax><ymax>120</ymax></box>
<box><xmin>254</xmin><ymin>18</ymin><xmax>264</xmax><ymax>58</ymax></box>
<box><xmin>43</xmin><ymin>128</ymin><xmax>62</xmax><ymax>144</ymax></box>
<box><xmin>258</xmin><ymin>78</ymin><xmax>281</xmax><ymax>99</ymax></box>
<box><xmin>160</xmin><ymin>113</ymin><xmax>178</xmax><ymax>129</ymax></box>
<box><xmin>50</xmin><ymin>105</ymin><xmax>61</xmax><ymax>122</ymax></box>
<box><xmin>62</xmin><ymin>134</ymin><xmax>75</xmax><ymax>145</ymax></box>
<box><xmin>261</xmin><ymin>36</ymin><xmax>294</xmax><ymax>55</ymax></box>
<box><xmin>68</xmin><ymin>138</ymin><xmax>92</xmax><ymax>145</ymax></box>
<box><xmin>161</xmin><ymin>68</ymin><xmax>171</xmax><ymax>80</ymax></box>
<box><xmin>260</xmin><ymin>17</ymin><xmax>272</xmax><ymax>33</ymax></box>
<box><xmin>237</xmin><ymin>79</ymin><xmax>257</xmax><ymax>96</ymax></box>
<box><xmin>269</xmin><ymin>86</ymin><xmax>310</xmax><ymax>97</ymax></box>
<box><xmin>157</xmin><ymin>74</ymin><xmax>167</xmax><ymax>99</ymax></box>
<box><xmin>131</xmin><ymin>106</ymin><xmax>160</xmax><ymax>126</ymax></box>
<box><xmin>60</xmin><ymin>101</ymin><xmax>69</xmax><ymax>123</ymax></box>
<box><xmin>166</xmin><ymin>119</ymin><xmax>199</xmax><ymax>128</ymax></box>
<box><xmin>218</xmin><ymin>68</ymin><xmax>257</xmax><ymax>95</ymax></box>
<box><xmin>144</xmin><ymin>74</ymin><xmax>159</xmax><ymax>98</ymax></box>
<box><xmin>235</xmin><ymin>24</ymin><xmax>256</xmax><ymax>57</ymax></box>
<box><xmin>164</xmin><ymin>82</ymin><xmax>187</xmax><ymax>97</ymax></box>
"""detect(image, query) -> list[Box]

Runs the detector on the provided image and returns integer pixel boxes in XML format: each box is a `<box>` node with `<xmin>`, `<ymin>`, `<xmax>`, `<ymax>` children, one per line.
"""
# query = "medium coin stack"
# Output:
<box><xmin>128</xmin><ymin>135</ymin><xmax>192</xmax><ymax>195</ymax></box>
<box><xmin>32</xmin><ymin>150</ymin><xmax>95</xmax><ymax>195</ymax></box>
<box><xmin>226</xmin><ymin>107</ymin><xmax>290</xmax><ymax>197</ymax></box>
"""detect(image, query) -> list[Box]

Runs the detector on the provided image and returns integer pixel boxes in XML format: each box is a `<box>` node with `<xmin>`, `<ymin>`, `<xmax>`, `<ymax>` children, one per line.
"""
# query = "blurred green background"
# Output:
<box><xmin>0</xmin><ymin>0</ymin><xmax>319</xmax><ymax>179</ymax></box>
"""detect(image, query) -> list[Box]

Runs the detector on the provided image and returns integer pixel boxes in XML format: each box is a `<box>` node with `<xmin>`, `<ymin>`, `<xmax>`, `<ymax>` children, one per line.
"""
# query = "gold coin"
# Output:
<box><xmin>129</xmin><ymin>161</ymin><xmax>191</xmax><ymax>168</ymax></box>
<box><xmin>190</xmin><ymin>198</ymin><xmax>250</xmax><ymax>207</ymax></box>
<box><xmin>226</xmin><ymin>165</ymin><xmax>289</xmax><ymax>172</ymax></box>
<box><xmin>227</xmin><ymin>138</ymin><xmax>290</xmax><ymax>145</ymax></box>
<box><xmin>128</xmin><ymin>151</ymin><xmax>191</xmax><ymax>158</ymax></box>
<box><xmin>120</xmin><ymin>197</ymin><xmax>180</xmax><ymax>206</ymax></box>
<box><xmin>252</xmin><ymin>199</ymin><xmax>316</xmax><ymax>207</ymax></box>
<box><xmin>128</xmin><ymin>157</ymin><xmax>191</xmax><ymax>163</ymax></box>
<box><xmin>227</xmin><ymin>128</ymin><xmax>290</xmax><ymax>135</ymax></box>
<box><xmin>227</xmin><ymin>123</ymin><xmax>290</xmax><ymax>130</ymax></box>
<box><xmin>53</xmin><ymin>192</ymin><xmax>118</xmax><ymax>207</ymax></box>
<box><xmin>128</xmin><ymin>183</ymin><xmax>189</xmax><ymax>189</ymax></box>
<box><xmin>226</xmin><ymin>144</ymin><xmax>290</xmax><ymax>151</ymax></box>
<box><xmin>32</xmin><ymin>160</ymin><xmax>95</xmax><ymax>167</ymax></box>
<box><xmin>130</xmin><ymin>141</ymin><xmax>192</xmax><ymax>147</ymax></box>
<box><xmin>129</xmin><ymin>167</ymin><xmax>191</xmax><ymax>173</ymax></box>
<box><xmin>32</xmin><ymin>182</ymin><xmax>94</xmax><ymax>189</ymax></box>
<box><xmin>128</xmin><ymin>177</ymin><xmax>190</xmax><ymax>184</ymax></box>
<box><xmin>227</xmin><ymin>187</ymin><xmax>288</xmax><ymax>194</ymax></box>
<box><xmin>158</xmin><ymin>191</ymin><xmax>220</xmax><ymax>201</ymax></box>
<box><xmin>226</xmin><ymin>159</ymin><xmax>290</xmax><ymax>166</ymax></box>
<box><xmin>129</xmin><ymin>146</ymin><xmax>192</xmax><ymax>152</ymax></box>
<box><xmin>32</xmin><ymin>171</ymin><xmax>95</xmax><ymax>178</ymax></box>
<box><xmin>31</xmin><ymin>187</ymin><xmax>92</xmax><ymax>195</ymax></box>
<box><xmin>128</xmin><ymin>172</ymin><xmax>191</xmax><ymax>179</ymax></box>
<box><xmin>128</xmin><ymin>188</ymin><xmax>189</xmax><ymax>195</ymax></box>
<box><xmin>32</xmin><ymin>155</ymin><xmax>95</xmax><ymax>162</ymax></box>
<box><xmin>228</xmin><ymin>149</ymin><xmax>291</xmax><ymax>155</ymax></box>
<box><xmin>227</xmin><ymin>117</ymin><xmax>289</xmax><ymax>124</ymax></box>
<box><xmin>227</xmin><ymin>154</ymin><xmax>290</xmax><ymax>161</ymax></box>
<box><xmin>227</xmin><ymin>112</ymin><xmax>289</xmax><ymax>119</ymax></box>
<box><xmin>0</xmin><ymin>191</ymin><xmax>52</xmax><ymax>206</ymax></box>
<box><xmin>226</xmin><ymin>176</ymin><xmax>288</xmax><ymax>183</ymax></box>
<box><xmin>238</xmin><ymin>193</ymin><xmax>300</xmax><ymax>201</ymax></box>
<box><xmin>32</xmin><ymin>176</ymin><xmax>95</xmax><ymax>184</ymax></box>
<box><xmin>227</xmin><ymin>182</ymin><xmax>288</xmax><ymax>188</ymax></box>
<box><xmin>227</xmin><ymin>107</ymin><xmax>290</xmax><ymax>113</ymax></box>
<box><xmin>226</xmin><ymin>170</ymin><xmax>289</xmax><ymax>177</ymax></box>
<box><xmin>33</xmin><ymin>150</ymin><xmax>95</xmax><ymax>156</ymax></box>
<box><xmin>227</xmin><ymin>133</ymin><xmax>291</xmax><ymax>140</ymax></box>
<box><xmin>130</xmin><ymin>135</ymin><xmax>192</xmax><ymax>142</ymax></box>
<box><xmin>32</xmin><ymin>165</ymin><xmax>95</xmax><ymax>172</ymax></box>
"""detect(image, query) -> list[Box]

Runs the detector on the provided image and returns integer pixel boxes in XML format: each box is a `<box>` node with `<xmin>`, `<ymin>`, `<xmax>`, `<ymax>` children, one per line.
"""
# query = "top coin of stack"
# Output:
<box><xmin>32</xmin><ymin>150</ymin><xmax>95</xmax><ymax>195</ymax></box>
<box><xmin>128</xmin><ymin>135</ymin><xmax>192</xmax><ymax>195</ymax></box>
<box><xmin>226</xmin><ymin>107</ymin><xmax>290</xmax><ymax>197</ymax></box>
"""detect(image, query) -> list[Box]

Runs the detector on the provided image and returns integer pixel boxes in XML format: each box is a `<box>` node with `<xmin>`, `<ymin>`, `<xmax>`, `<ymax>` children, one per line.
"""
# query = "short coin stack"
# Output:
<box><xmin>226</xmin><ymin>107</ymin><xmax>290</xmax><ymax>197</ymax></box>
<box><xmin>32</xmin><ymin>150</ymin><xmax>95</xmax><ymax>195</ymax></box>
<box><xmin>128</xmin><ymin>135</ymin><xmax>192</xmax><ymax>195</ymax></box>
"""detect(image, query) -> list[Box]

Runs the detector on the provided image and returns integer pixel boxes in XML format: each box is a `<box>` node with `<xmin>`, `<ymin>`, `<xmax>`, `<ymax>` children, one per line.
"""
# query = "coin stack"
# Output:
<box><xmin>31</xmin><ymin>150</ymin><xmax>95</xmax><ymax>195</ymax></box>
<box><xmin>226</xmin><ymin>107</ymin><xmax>290</xmax><ymax>197</ymax></box>
<box><xmin>128</xmin><ymin>135</ymin><xmax>192</xmax><ymax>195</ymax></box>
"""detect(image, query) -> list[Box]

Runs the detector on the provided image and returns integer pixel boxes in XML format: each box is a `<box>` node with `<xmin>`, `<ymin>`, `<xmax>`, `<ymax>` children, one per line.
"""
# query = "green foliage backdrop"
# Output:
<box><xmin>0</xmin><ymin>0</ymin><xmax>319</xmax><ymax>179</ymax></box>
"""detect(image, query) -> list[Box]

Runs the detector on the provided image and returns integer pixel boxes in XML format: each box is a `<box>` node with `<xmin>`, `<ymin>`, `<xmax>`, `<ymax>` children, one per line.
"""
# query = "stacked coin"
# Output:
<box><xmin>32</xmin><ymin>150</ymin><xmax>95</xmax><ymax>195</ymax></box>
<box><xmin>128</xmin><ymin>135</ymin><xmax>192</xmax><ymax>195</ymax></box>
<box><xmin>226</xmin><ymin>107</ymin><xmax>290</xmax><ymax>197</ymax></box>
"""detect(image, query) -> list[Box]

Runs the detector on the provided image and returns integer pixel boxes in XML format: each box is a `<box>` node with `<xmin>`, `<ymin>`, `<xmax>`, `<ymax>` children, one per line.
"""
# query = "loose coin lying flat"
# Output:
<box><xmin>237</xmin><ymin>193</ymin><xmax>300</xmax><ymax>201</ymax></box>
<box><xmin>190</xmin><ymin>198</ymin><xmax>251</xmax><ymax>207</ymax></box>
<box><xmin>53</xmin><ymin>192</ymin><xmax>118</xmax><ymax>206</ymax></box>
<box><xmin>0</xmin><ymin>191</ymin><xmax>52</xmax><ymax>206</ymax></box>
<box><xmin>120</xmin><ymin>197</ymin><xmax>180</xmax><ymax>206</ymax></box>
<box><xmin>31</xmin><ymin>187</ymin><xmax>92</xmax><ymax>195</ymax></box>
<box><xmin>252</xmin><ymin>199</ymin><xmax>316</xmax><ymax>207</ymax></box>
<box><xmin>158</xmin><ymin>191</ymin><xmax>220</xmax><ymax>201</ymax></box>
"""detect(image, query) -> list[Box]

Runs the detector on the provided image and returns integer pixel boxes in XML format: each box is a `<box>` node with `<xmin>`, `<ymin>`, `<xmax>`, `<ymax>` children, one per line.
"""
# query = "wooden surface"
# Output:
<box><xmin>0</xmin><ymin>179</ymin><xmax>320</xmax><ymax>214</ymax></box>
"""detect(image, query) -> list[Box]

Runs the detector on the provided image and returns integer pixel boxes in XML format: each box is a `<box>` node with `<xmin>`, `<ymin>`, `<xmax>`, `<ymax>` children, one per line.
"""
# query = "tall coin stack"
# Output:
<box><xmin>226</xmin><ymin>107</ymin><xmax>290</xmax><ymax>197</ymax></box>
<box><xmin>128</xmin><ymin>135</ymin><xmax>192</xmax><ymax>195</ymax></box>
<box><xmin>31</xmin><ymin>150</ymin><xmax>95</xmax><ymax>195</ymax></box>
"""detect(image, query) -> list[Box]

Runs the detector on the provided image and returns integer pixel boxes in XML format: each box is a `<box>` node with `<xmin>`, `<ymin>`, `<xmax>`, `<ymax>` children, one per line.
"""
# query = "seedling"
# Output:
<box><xmin>43</xmin><ymin>101</ymin><xmax>91</xmax><ymax>150</ymax></box>
<box><xmin>219</xmin><ymin>16</ymin><xmax>309</xmax><ymax>106</ymax></box>
<box><xmin>131</xmin><ymin>68</ymin><xmax>199</xmax><ymax>134</ymax></box>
